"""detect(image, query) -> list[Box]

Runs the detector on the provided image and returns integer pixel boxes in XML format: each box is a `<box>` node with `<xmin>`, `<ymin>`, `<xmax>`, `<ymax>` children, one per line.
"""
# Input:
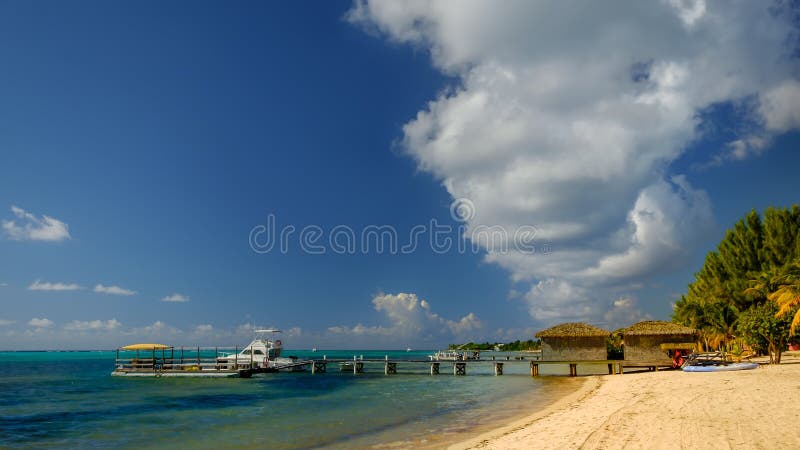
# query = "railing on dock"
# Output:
<box><xmin>113</xmin><ymin>346</ymin><xmax>262</xmax><ymax>374</ymax></box>
<box><xmin>296</xmin><ymin>355</ymin><xmax>623</xmax><ymax>377</ymax></box>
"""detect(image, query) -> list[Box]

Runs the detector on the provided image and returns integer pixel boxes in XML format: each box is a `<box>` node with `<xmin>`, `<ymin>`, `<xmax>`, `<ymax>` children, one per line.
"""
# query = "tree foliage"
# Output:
<box><xmin>737</xmin><ymin>302</ymin><xmax>795</xmax><ymax>364</ymax></box>
<box><xmin>674</xmin><ymin>205</ymin><xmax>800</xmax><ymax>362</ymax></box>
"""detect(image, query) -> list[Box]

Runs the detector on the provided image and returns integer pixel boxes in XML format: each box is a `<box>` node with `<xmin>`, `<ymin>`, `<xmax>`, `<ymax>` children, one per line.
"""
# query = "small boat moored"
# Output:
<box><xmin>682</xmin><ymin>362</ymin><xmax>759</xmax><ymax>372</ymax></box>
<box><xmin>681</xmin><ymin>352</ymin><xmax>759</xmax><ymax>372</ymax></box>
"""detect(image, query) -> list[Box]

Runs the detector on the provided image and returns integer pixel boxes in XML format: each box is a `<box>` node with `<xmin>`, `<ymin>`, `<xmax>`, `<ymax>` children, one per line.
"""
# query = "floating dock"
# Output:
<box><xmin>112</xmin><ymin>344</ymin><xmax>279</xmax><ymax>378</ymax></box>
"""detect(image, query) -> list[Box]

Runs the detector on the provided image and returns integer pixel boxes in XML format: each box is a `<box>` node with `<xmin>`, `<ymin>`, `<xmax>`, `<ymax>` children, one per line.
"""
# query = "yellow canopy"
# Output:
<box><xmin>121</xmin><ymin>343</ymin><xmax>171</xmax><ymax>351</ymax></box>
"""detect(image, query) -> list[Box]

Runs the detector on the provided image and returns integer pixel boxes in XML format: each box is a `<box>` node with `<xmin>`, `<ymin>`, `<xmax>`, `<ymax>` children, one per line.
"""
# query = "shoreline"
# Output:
<box><xmin>446</xmin><ymin>375</ymin><xmax>601</xmax><ymax>450</ymax></box>
<box><xmin>450</xmin><ymin>354</ymin><xmax>800</xmax><ymax>449</ymax></box>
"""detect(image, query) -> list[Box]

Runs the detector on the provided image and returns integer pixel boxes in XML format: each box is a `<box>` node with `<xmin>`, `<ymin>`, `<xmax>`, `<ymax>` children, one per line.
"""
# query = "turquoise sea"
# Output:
<box><xmin>0</xmin><ymin>350</ymin><xmax>587</xmax><ymax>449</ymax></box>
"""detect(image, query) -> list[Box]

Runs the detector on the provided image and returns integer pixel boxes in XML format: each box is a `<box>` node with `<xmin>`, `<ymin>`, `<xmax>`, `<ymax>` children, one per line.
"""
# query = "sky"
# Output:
<box><xmin>1</xmin><ymin>0</ymin><xmax>799</xmax><ymax>350</ymax></box>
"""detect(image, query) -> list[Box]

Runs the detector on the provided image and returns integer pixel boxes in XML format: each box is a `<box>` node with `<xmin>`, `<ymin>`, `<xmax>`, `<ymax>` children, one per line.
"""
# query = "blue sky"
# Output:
<box><xmin>1</xmin><ymin>1</ymin><xmax>799</xmax><ymax>349</ymax></box>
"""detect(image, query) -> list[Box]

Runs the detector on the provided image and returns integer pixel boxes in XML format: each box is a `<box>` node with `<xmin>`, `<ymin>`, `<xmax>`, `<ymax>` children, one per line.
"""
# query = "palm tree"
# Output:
<box><xmin>768</xmin><ymin>266</ymin><xmax>800</xmax><ymax>335</ymax></box>
<box><xmin>744</xmin><ymin>268</ymin><xmax>784</xmax><ymax>301</ymax></box>
<box><xmin>705</xmin><ymin>301</ymin><xmax>739</xmax><ymax>352</ymax></box>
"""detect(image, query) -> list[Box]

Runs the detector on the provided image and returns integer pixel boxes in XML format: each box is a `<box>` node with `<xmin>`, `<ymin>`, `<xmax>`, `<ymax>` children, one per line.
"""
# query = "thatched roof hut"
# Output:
<box><xmin>619</xmin><ymin>320</ymin><xmax>698</xmax><ymax>362</ymax></box>
<box><xmin>535</xmin><ymin>322</ymin><xmax>610</xmax><ymax>361</ymax></box>
<box><xmin>620</xmin><ymin>321</ymin><xmax>697</xmax><ymax>336</ymax></box>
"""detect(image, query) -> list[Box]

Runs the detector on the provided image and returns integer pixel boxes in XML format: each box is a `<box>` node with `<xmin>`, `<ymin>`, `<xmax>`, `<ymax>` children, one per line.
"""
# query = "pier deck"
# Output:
<box><xmin>113</xmin><ymin>348</ymin><xmax>644</xmax><ymax>378</ymax></box>
<box><xmin>279</xmin><ymin>357</ymin><xmax>625</xmax><ymax>377</ymax></box>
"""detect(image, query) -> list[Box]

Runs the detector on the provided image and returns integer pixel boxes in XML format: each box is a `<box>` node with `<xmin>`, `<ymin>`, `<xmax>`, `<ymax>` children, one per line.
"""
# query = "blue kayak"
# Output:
<box><xmin>682</xmin><ymin>362</ymin><xmax>758</xmax><ymax>372</ymax></box>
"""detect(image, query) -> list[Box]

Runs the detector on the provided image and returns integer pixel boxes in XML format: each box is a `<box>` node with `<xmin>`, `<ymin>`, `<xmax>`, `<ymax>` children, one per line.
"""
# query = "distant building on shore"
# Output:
<box><xmin>535</xmin><ymin>322</ymin><xmax>610</xmax><ymax>361</ymax></box>
<box><xmin>620</xmin><ymin>321</ymin><xmax>698</xmax><ymax>363</ymax></box>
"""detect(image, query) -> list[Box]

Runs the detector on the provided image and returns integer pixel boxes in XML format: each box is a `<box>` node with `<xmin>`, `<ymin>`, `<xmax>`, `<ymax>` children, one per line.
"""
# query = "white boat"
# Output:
<box><xmin>682</xmin><ymin>362</ymin><xmax>758</xmax><ymax>372</ymax></box>
<box><xmin>428</xmin><ymin>350</ymin><xmax>480</xmax><ymax>361</ymax></box>
<box><xmin>216</xmin><ymin>328</ymin><xmax>305</xmax><ymax>372</ymax></box>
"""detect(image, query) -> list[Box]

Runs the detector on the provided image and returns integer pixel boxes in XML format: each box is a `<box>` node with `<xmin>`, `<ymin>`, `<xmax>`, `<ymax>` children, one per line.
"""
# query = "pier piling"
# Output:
<box><xmin>312</xmin><ymin>361</ymin><xmax>327</xmax><ymax>374</ymax></box>
<box><xmin>494</xmin><ymin>362</ymin><xmax>504</xmax><ymax>376</ymax></box>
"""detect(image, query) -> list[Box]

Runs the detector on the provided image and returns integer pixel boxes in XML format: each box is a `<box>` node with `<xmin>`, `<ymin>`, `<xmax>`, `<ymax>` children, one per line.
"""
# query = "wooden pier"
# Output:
<box><xmin>282</xmin><ymin>356</ymin><xmax>626</xmax><ymax>377</ymax></box>
<box><xmin>113</xmin><ymin>346</ymin><xmax>659</xmax><ymax>378</ymax></box>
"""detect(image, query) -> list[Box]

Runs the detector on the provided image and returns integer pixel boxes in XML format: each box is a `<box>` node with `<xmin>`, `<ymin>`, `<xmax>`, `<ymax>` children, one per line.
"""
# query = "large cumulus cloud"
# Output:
<box><xmin>348</xmin><ymin>0</ymin><xmax>800</xmax><ymax>326</ymax></box>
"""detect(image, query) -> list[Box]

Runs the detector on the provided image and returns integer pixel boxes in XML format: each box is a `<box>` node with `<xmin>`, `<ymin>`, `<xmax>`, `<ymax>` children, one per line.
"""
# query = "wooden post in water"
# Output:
<box><xmin>312</xmin><ymin>360</ymin><xmax>327</xmax><ymax>374</ymax></box>
<box><xmin>430</xmin><ymin>362</ymin><xmax>440</xmax><ymax>375</ymax></box>
<box><xmin>530</xmin><ymin>361</ymin><xmax>539</xmax><ymax>377</ymax></box>
<box><xmin>569</xmin><ymin>363</ymin><xmax>577</xmax><ymax>377</ymax></box>
<box><xmin>494</xmin><ymin>362</ymin><xmax>504</xmax><ymax>376</ymax></box>
<box><xmin>384</xmin><ymin>355</ymin><xmax>397</xmax><ymax>375</ymax></box>
<box><xmin>454</xmin><ymin>362</ymin><xmax>466</xmax><ymax>376</ymax></box>
<box><xmin>353</xmin><ymin>355</ymin><xmax>357</xmax><ymax>375</ymax></box>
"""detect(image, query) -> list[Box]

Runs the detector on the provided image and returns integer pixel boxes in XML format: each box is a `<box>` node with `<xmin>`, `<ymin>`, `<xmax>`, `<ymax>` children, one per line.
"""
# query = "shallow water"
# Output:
<box><xmin>0</xmin><ymin>351</ymin><xmax>584</xmax><ymax>449</ymax></box>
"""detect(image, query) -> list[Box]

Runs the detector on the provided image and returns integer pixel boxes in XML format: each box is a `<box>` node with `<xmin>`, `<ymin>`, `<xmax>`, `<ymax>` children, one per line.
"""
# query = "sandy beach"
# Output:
<box><xmin>452</xmin><ymin>354</ymin><xmax>800</xmax><ymax>450</ymax></box>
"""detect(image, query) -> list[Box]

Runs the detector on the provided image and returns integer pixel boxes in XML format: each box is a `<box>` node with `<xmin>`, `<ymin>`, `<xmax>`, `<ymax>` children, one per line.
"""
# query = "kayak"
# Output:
<box><xmin>682</xmin><ymin>362</ymin><xmax>758</xmax><ymax>372</ymax></box>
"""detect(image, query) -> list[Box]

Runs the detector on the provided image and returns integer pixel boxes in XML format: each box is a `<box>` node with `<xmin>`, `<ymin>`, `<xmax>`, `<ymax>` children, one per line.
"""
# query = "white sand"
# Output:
<box><xmin>451</xmin><ymin>355</ymin><xmax>800</xmax><ymax>450</ymax></box>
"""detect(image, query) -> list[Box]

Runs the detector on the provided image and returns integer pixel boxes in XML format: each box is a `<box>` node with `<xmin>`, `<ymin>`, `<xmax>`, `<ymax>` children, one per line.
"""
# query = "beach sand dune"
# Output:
<box><xmin>452</xmin><ymin>356</ymin><xmax>800</xmax><ymax>450</ymax></box>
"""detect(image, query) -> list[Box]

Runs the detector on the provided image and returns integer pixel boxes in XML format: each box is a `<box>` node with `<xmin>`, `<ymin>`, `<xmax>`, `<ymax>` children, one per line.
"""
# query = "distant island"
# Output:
<box><xmin>447</xmin><ymin>339</ymin><xmax>541</xmax><ymax>351</ymax></box>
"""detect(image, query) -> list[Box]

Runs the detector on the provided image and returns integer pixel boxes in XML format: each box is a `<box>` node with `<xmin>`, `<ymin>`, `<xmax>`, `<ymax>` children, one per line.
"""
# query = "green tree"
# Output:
<box><xmin>737</xmin><ymin>302</ymin><xmax>794</xmax><ymax>364</ymax></box>
<box><xmin>675</xmin><ymin>205</ymin><xmax>800</xmax><ymax>360</ymax></box>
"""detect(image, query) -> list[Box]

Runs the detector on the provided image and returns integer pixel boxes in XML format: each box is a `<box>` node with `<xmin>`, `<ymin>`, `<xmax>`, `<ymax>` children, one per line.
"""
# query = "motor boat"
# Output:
<box><xmin>216</xmin><ymin>328</ymin><xmax>305</xmax><ymax>372</ymax></box>
<box><xmin>428</xmin><ymin>349</ymin><xmax>480</xmax><ymax>361</ymax></box>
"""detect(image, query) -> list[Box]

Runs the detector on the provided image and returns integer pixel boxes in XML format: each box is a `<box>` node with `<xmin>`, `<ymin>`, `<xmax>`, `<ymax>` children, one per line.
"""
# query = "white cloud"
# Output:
<box><xmin>602</xmin><ymin>297</ymin><xmax>651</xmax><ymax>330</ymax></box>
<box><xmin>94</xmin><ymin>284</ymin><xmax>136</xmax><ymax>296</ymax></box>
<box><xmin>143</xmin><ymin>321</ymin><xmax>167</xmax><ymax>332</ymax></box>
<box><xmin>28</xmin><ymin>280</ymin><xmax>81</xmax><ymax>291</ymax></box>
<box><xmin>0</xmin><ymin>282</ymin><xmax>8</xmax><ymax>287</ymax></box>
<box><xmin>327</xmin><ymin>292</ymin><xmax>482</xmax><ymax>345</ymax></box>
<box><xmin>349</xmin><ymin>1</ymin><xmax>799</xmax><ymax>325</ymax></box>
<box><xmin>0</xmin><ymin>319</ymin><xmax>15</xmax><ymax>326</ymax></box>
<box><xmin>161</xmin><ymin>293</ymin><xmax>190</xmax><ymax>303</ymax></box>
<box><xmin>28</xmin><ymin>318</ymin><xmax>54</xmax><ymax>328</ymax></box>
<box><xmin>64</xmin><ymin>319</ymin><xmax>121</xmax><ymax>331</ymax></box>
<box><xmin>2</xmin><ymin>205</ymin><xmax>71</xmax><ymax>241</ymax></box>
<box><xmin>665</xmin><ymin>0</ymin><xmax>706</xmax><ymax>28</ymax></box>
<box><xmin>759</xmin><ymin>80</ymin><xmax>800</xmax><ymax>133</ymax></box>
<box><xmin>285</xmin><ymin>326</ymin><xmax>302</xmax><ymax>337</ymax></box>
<box><xmin>194</xmin><ymin>324</ymin><xmax>213</xmax><ymax>333</ymax></box>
